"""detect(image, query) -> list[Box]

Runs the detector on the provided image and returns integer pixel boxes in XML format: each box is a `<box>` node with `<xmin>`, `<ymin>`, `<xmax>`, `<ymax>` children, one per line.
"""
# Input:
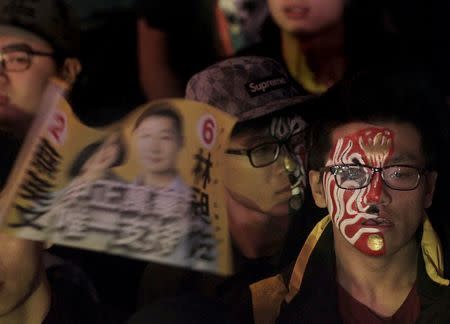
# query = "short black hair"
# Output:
<box><xmin>69</xmin><ymin>133</ymin><xmax>126</xmax><ymax>178</ymax></box>
<box><xmin>308</xmin><ymin>64</ymin><xmax>448</xmax><ymax>172</ymax></box>
<box><xmin>133</xmin><ymin>102</ymin><xmax>183</xmax><ymax>138</ymax></box>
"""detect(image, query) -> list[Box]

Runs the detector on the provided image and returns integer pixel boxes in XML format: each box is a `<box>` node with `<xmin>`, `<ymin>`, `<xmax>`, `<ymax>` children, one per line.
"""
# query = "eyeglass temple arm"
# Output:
<box><xmin>225</xmin><ymin>149</ymin><xmax>248</xmax><ymax>155</ymax></box>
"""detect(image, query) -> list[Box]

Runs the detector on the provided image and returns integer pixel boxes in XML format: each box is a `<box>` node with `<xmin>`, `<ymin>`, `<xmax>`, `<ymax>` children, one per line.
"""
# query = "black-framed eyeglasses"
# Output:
<box><xmin>226</xmin><ymin>131</ymin><xmax>305</xmax><ymax>168</ymax></box>
<box><xmin>0</xmin><ymin>44</ymin><xmax>54</xmax><ymax>72</ymax></box>
<box><xmin>322</xmin><ymin>164</ymin><xmax>427</xmax><ymax>191</ymax></box>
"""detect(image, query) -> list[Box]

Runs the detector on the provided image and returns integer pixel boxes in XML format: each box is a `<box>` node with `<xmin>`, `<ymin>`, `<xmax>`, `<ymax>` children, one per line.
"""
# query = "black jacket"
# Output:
<box><xmin>43</xmin><ymin>263</ymin><xmax>125</xmax><ymax>324</ymax></box>
<box><xmin>249</xmin><ymin>216</ymin><xmax>450</xmax><ymax>324</ymax></box>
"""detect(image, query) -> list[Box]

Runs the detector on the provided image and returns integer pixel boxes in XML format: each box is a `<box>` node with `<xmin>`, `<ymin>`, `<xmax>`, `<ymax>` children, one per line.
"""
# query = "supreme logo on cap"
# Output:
<box><xmin>245</xmin><ymin>75</ymin><xmax>288</xmax><ymax>98</ymax></box>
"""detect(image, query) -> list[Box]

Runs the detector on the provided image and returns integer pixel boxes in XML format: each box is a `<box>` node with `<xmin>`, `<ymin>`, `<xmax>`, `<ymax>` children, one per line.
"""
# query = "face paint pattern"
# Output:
<box><xmin>270</xmin><ymin>115</ymin><xmax>306</xmax><ymax>140</ymax></box>
<box><xmin>323</xmin><ymin>127</ymin><xmax>394</xmax><ymax>256</ymax></box>
<box><xmin>270</xmin><ymin>115</ymin><xmax>307</xmax><ymax>209</ymax></box>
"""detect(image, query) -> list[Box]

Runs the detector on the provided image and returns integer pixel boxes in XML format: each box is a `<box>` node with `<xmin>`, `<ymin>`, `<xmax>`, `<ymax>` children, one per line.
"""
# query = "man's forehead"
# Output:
<box><xmin>330</xmin><ymin>122</ymin><xmax>383</xmax><ymax>144</ymax></box>
<box><xmin>0</xmin><ymin>25</ymin><xmax>51</xmax><ymax>49</ymax></box>
<box><xmin>231</xmin><ymin>125</ymin><xmax>271</xmax><ymax>146</ymax></box>
<box><xmin>329</xmin><ymin>121</ymin><xmax>424</xmax><ymax>163</ymax></box>
<box><xmin>137</xmin><ymin>116</ymin><xmax>177</xmax><ymax>131</ymax></box>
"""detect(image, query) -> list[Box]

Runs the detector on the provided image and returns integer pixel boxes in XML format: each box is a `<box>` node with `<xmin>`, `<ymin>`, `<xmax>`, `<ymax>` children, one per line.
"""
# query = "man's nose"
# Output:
<box><xmin>364</xmin><ymin>172</ymin><xmax>387</xmax><ymax>205</ymax></box>
<box><xmin>275</xmin><ymin>146</ymin><xmax>297</xmax><ymax>174</ymax></box>
<box><xmin>148</xmin><ymin>139</ymin><xmax>161</xmax><ymax>151</ymax></box>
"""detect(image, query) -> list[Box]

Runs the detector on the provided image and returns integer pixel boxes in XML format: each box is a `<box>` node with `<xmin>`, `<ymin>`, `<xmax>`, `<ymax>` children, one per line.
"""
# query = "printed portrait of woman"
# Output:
<box><xmin>45</xmin><ymin>131</ymin><xmax>128</xmax><ymax>237</ymax></box>
<box><xmin>68</xmin><ymin>131</ymin><xmax>127</xmax><ymax>186</ymax></box>
<box><xmin>52</xmin><ymin>131</ymin><xmax>127</xmax><ymax>209</ymax></box>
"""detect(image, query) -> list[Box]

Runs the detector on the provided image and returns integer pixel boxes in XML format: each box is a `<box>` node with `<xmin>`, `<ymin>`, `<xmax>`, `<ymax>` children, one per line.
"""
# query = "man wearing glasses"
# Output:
<box><xmin>137</xmin><ymin>56</ymin><xmax>314</xmax><ymax>309</ymax></box>
<box><xmin>0</xmin><ymin>0</ymin><xmax>81</xmax><ymax>139</ymax></box>
<box><xmin>248</xmin><ymin>67</ymin><xmax>450</xmax><ymax>323</ymax></box>
<box><xmin>222</xmin><ymin>113</ymin><xmax>307</xmax><ymax>259</ymax></box>
<box><xmin>186</xmin><ymin>56</ymin><xmax>313</xmax><ymax>262</ymax></box>
<box><xmin>0</xmin><ymin>1</ymin><xmax>113</xmax><ymax>324</ymax></box>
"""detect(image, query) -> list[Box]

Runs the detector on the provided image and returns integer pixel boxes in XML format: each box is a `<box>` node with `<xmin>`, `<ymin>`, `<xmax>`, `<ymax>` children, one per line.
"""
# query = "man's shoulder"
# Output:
<box><xmin>417</xmin><ymin>223</ymin><xmax>450</xmax><ymax>323</ymax></box>
<box><xmin>249</xmin><ymin>216</ymin><xmax>336</xmax><ymax>323</ymax></box>
<box><xmin>417</xmin><ymin>284</ymin><xmax>450</xmax><ymax>324</ymax></box>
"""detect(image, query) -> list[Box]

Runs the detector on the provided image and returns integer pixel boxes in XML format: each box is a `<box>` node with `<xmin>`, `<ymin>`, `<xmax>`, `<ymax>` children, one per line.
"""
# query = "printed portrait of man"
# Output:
<box><xmin>130</xmin><ymin>102</ymin><xmax>193</xmax><ymax>257</ymax></box>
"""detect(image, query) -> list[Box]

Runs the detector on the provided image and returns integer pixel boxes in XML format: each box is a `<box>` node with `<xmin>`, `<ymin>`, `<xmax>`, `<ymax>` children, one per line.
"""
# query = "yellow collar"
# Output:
<box><xmin>281</xmin><ymin>31</ymin><xmax>328</xmax><ymax>94</ymax></box>
<box><xmin>286</xmin><ymin>215</ymin><xmax>449</xmax><ymax>302</ymax></box>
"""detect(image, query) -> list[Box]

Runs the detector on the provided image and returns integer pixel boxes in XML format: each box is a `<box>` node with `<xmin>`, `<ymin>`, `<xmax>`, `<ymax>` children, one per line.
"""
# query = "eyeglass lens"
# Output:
<box><xmin>334</xmin><ymin>165</ymin><xmax>420</xmax><ymax>190</ymax></box>
<box><xmin>250</xmin><ymin>143</ymin><xmax>279</xmax><ymax>167</ymax></box>
<box><xmin>1</xmin><ymin>51</ymin><xmax>30</xmax><ymax>71</ymax></box>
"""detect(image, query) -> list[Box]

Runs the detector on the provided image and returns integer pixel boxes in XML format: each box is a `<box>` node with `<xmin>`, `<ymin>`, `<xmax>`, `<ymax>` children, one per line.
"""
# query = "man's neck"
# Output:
<box><xmin>143</xmin><ymin>171</ymin><xmax>176</xmax><ymax>188</ymax></box>
<box><xmin>0</xmin><ymin>273</ymin><xmax>51</xmax><ymax>324</ymax></box>
<box><xmin>334</xmin><ymin>231</ymin><xmax>419</xmax><ymax>317</ymax></box>
<box><xmin>225</xmin><ymin>189</ymin><xmax>288</xmax><ymax>259</ymax></box>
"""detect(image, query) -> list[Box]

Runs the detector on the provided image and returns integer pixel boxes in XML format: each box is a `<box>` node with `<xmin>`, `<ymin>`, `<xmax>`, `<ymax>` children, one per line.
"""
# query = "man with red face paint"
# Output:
<box><xmin>243</xmin><ymin>67</ymin><xmax>450</xmax><ymax>324</ymax></box>
<box><xmin>322</xmin><ymin>127</ymin><xmax>396</xmax><ymax>257</ymax></box>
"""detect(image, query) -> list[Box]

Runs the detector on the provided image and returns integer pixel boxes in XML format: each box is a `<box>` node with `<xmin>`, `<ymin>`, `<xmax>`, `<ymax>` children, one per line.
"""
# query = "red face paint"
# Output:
<box><xmin>323</xmin><ymin>127</ymin><xmax>394</xmax><ymax>256</ymax></box>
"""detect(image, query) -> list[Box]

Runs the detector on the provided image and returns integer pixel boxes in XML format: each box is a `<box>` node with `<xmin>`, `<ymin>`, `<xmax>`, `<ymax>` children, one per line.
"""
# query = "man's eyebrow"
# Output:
<box><xmin>138</xmin><ymin>128</ymin><xmax>176</xmax><ymax>134</ymax></box>
<box><xmin>158</xmin><ymin>129</ymin><xmax>177</xmax><ymax>134</ymax></box>
<box><xmin>1</xmin><ymin>43</ymin><xmax>32</xmax><ymax>52</ymax></box>
<box><xmin>351</xmin><ymin>158</ymin><xmax>363</xmax><ymax>165</ymax></box>
<box><xmin>388</xmin><ymin>153</ymin><xmax>420</xmax><ymax>164</ymax></box>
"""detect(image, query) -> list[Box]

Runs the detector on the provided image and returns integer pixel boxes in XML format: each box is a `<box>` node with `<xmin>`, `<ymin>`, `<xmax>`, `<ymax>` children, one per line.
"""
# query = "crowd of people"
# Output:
<box><xmin>0</xmin><ymin>0</ymin><xmax>448</xmax><ymax>323</ymax></box>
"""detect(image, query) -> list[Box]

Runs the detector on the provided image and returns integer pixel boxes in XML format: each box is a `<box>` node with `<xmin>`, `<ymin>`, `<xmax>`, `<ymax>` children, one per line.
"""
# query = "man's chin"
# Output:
<box><xmin>227</xmin><ymin>189</ymin><xmax>290</xmax><ymax>217</ymax></box>
<box><xmin>239</xmin><ymin>243</ymin><xmax>280</xmax><ymax>259</ymax></box>
<box><xmin>266</xmin><ymin>202</ymin><xmax>290</xmax><ymax>217</ymax></box>
<box><xmin>247</xmin><ymin>204</ymin><xmax>290</xmax><ymax>218</ymax></box>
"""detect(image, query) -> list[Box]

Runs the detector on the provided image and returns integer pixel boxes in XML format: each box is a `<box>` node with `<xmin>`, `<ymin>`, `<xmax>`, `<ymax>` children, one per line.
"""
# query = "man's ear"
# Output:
<box><xmin>60</xmin><ymin>58</ymin><xmax>82</xmax><ymax>86</ymax></box>
<box><xmin>424</xmin><ymin>171</ymin><xmax>437</xmax><ymax>209</ymax></box>
<box><xmin>309</xmin><ymin>170</ymin><xmax>327</xmax><ymax>208</ymax></box>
